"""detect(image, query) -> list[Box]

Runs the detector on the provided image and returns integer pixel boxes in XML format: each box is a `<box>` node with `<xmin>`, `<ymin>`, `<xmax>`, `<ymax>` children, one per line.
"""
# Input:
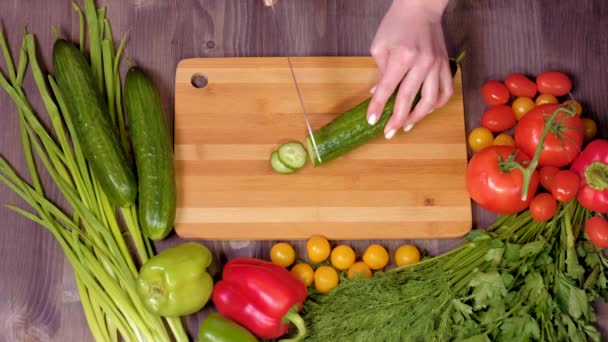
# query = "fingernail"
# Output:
<box><xmin>369</xmin><ymin>85</ymin><xmax>377</xmax><ymax>94</ymax></box>
<box><xmin>368</xmin><ymin>113</ymin><xmax>378</xmax><ymax>125</ymax></box>
<box><xmin>403</xmin><ymin>124</ymin><xmax>414</xmax><ymax>132</ymax></box>
<box><xmin>385</xmin><ymin>129</ymin><xmax>396</xmax><ymax>140</ymax></box>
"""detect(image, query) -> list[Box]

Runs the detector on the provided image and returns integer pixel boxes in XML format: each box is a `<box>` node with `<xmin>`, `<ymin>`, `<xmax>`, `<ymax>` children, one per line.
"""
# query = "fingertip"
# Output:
<box><xmin>367</xmin><ymin>113</ymin><xmax>378</xmax><ymax>125</ymax></box>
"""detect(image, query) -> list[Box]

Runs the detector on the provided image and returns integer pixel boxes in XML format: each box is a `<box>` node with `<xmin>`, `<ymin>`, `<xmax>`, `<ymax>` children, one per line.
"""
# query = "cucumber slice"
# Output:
<box><xmin>270</xmin><ymin>151</ymin><xmax>295</xmax><ymax>174</ymax></box>
<box><xmin>278</xmin><ymin>142</ymin><xmax>307</xmax><ymax>169</ymax></box>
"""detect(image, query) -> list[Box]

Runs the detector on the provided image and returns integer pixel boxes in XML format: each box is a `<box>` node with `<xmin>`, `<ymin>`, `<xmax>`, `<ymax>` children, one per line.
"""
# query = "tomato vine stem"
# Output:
<box><xmin>519</xmin><ymin>105</ymin><xmax>577</xmax><ymax>200</ymax></box>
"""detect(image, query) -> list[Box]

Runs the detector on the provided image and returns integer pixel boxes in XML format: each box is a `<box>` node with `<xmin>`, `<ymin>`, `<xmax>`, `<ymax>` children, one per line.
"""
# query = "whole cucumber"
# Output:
<box><xmin>52</xmin><ymin>39</ymin><xmax>137</xmax><ymax>207</ymax></box>
<box><xmin>124</xmin><ymin>67</ymin><xmax>176</xmax><ymax>240</ymax></box>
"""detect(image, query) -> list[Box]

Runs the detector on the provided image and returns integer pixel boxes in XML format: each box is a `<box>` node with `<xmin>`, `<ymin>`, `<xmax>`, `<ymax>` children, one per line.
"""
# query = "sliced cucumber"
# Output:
<box><xmin>278</xmin><ymin>142</ymin><xmax>308</xmax><ymax>169</ymax></box>
<box><xmin>270</xmin><ymin>151</ymin><xmax>295</xmax><ymax>174</ymax></box>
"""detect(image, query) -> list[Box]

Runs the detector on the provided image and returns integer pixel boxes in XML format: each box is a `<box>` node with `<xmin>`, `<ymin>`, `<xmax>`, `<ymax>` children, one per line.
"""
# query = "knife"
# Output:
<box><xmin>264</xmin><ymin>0</ymin><xmax>322</xmax><ymax>164</ymax></box>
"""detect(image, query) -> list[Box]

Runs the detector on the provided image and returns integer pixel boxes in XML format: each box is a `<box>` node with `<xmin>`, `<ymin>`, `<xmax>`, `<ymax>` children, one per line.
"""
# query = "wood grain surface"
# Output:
<box><xmin>0</xmin><ymin>0</ymin><xmax>607</xmax><ymax>340</ymax></box>
<box><xmin>174</xmin><ymin>57</ymin><xmax>470</xmax><ymax>240</ymax></box>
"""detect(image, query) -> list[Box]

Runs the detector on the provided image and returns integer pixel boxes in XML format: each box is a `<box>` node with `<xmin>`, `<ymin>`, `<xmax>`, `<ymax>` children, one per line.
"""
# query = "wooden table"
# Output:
<box><xmin>0</xmin><ymin>0</ymin><xmax>606</xmax><ymax>340</ymax></box>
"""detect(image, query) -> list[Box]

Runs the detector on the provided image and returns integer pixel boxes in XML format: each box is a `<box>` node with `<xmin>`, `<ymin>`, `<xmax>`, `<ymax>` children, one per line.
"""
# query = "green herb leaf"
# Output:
<box><xmin>521</xmin><ymin>272</ymin><xmax>547</xmax><ymax>305</ymax></box>
<box><xmin>501</xmin><ymin>272</ymin><xmax>514</xmax><ymax>288</ymax></box>
<box><xmin>583</xmin><ymin>324</ymin><xmax>601</xmax><ymax>342</ymax></box>
<box><xmin>584</xmin><ymin>252</ymin><xmax>600</xmax><ymax>269</ymax></box>
<box><xmin>452</xmin><ymin>299</ymin><xmax>473</xmax><ymax>324</ymax></box>
<box><xmin>485</xmin><ymin>247</ymin><xmax>504</xmax><ymax>267</ymax></box>
<box><xmin>503</xmin><ymin>243</ymin><xmax>522</xmax><ymax>263</ymax></box>
<box><xmin>519</xmin><ymin>240</ymin><xmax>546</xmax><ymax>258</ymax></box>
<box><xmin>478</xmin><ymin>299</ymin><xmax>506</xmax><ymax>324</ymax></box>
<box><xmin>468</xmin><ymin>271</ymin><xmax>507</xmax><ymax>310</ymax></box>
<box><xmin>498</xmin><ymin>313</ymin><xmax>540</xmax><ymax>342</ymax></box>
<box><xmin>568</xmin><ymin>285</ymin><xmax>589</xmax><ymax>320</ymax></box>
<box><xmin>455</xmin><ymin>333</ymin><xmax>491</xmax><ymax>342</ymax></box>
<box><xmin>466</xmin><ymin>230</ymin><xmax>491</xmax><ymax>241</ymax></box>
<box><xmin>567</xmin><ymin>249</ymin><xmax>585</xmax><ymax>280</ymax></box>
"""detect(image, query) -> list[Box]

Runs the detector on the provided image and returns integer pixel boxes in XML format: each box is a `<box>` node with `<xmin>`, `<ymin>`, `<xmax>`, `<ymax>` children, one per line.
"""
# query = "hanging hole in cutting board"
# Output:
<box><xmin>191</xmin><ymin>74</ymin><xmax>208</xmax><ymax>89</ymax></box>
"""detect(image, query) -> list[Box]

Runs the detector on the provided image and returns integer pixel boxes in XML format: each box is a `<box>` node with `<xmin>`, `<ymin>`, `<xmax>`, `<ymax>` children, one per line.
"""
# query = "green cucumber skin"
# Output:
<box><xmin>52</xmin><ymin>39</ymin><xmax>137</xmax><ymax>206</ymax></box>
<box><xmin>307</xmin><ymin>59</ymin><xmax>459</xmax><ymax>166</ymax></box>
<box><xmin>124</xmin><ymin>67</ymin><xmax>176</xmax><ymax>240</ymax></box>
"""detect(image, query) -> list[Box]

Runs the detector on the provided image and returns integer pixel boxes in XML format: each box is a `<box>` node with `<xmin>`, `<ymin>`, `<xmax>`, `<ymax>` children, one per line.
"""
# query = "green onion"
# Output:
<box><xmin>71</xmin><ymin>0</ymin><xmax>85</xmax><ymax>53</ymax></box>
<box><xmin>0</xmin><ymin>3</ymin><xmax>189</xmax><ymax>341</ymax></box>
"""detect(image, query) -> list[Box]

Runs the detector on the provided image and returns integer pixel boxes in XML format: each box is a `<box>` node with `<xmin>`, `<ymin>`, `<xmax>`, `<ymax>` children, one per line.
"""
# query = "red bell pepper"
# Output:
<box><xmin>212</xmin><ymin>257</ymin><xmax>308</xmax><ymax>341</ymax></box>
<box><xmin>570</xmin><ymin>139</ymin><xmax>608</xmax><ymax>213</ymax></box>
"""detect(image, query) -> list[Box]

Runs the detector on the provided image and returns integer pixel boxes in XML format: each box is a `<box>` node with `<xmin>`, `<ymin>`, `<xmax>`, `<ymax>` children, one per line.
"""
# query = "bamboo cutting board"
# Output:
<box><xmin>173</xmin><ymin>57</ymin><xmax>471</xmax><ymax>240</ymax></box>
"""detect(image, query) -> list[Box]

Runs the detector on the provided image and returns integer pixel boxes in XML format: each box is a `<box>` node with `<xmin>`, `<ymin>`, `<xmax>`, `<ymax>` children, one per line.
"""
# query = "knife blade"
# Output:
<box><xmin>265</xmin><ymin>0</ymin><xmax>322</xmax><ymax>164</ymax></box>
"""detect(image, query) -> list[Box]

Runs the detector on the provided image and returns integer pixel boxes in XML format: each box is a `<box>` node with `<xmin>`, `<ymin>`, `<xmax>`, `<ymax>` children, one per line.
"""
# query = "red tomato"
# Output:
<box><xmin>536</xmin><ymin>71</ymin><xmax>572</xmax><ymax>96</ymax></box>
<box><xmin>539</xmin><ymin>166</ymin><xmax>560</xmax><ymax>191</ymax></box>
<box><xmin>481</xmin><ymin>105</ymin><xmax>517</xmax><ymax>132</ymax></box>
<box><xmin>529</xmin><ymin>193</ymin><xmax>557</xmax><ymax>222</ymax></box>
<box><xmin>551</xmin><ymin>170</ymin><xmax>580</xmax><ymax>202</ymax></box>
<box><xmin>586</xmin><ymin>216</ymin><xmax>608</xmax><ymax>248</ymax></box>
<box><xmin>481</xmin><ymin>80</ymin><xmax>510</xmax><ymax>105</ymax></box>
<box><xmin>514</xmin><ymin>104</ymin><xmax>584</xmax><ymax>167</ymax></box>
<box><xmin>466</xmin><ymin>146</ymin><xmax>539</xmax><ymax>214</ymax></box>
<box><xmin>505</xmin><ymin>73</ymin><xmax>537</xmax><ymax>98</ymax></box>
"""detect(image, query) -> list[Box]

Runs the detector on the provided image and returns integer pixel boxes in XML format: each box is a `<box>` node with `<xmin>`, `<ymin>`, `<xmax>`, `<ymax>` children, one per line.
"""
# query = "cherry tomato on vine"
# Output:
<box><xmin>347</xmin><ymin>262</ymin><xmax>372</xmax><ymax>280</ymax></box>
<box><xmin>582</xmin><ymin>118</ymin><xmax>597</xmax><ymax>141</ymax></box>
<box><xmin>536</xmin><ymin>71</ymin><xmax>572</xmax><ymax>96</ymax></box>
<box><xmin>529</xmin><ymin>193</ymin><xmax>558</xmax><ymax>222</ymax></box>
<box><xmin>306</xmin><ymin>236</ymin><xmax>331</xmax><ymax>263</ymax></box>
<box><xmin>314</xmin><ymin>266</ymin><xmax>339</xmax><ymax>293</ymax></box>
<box><xmin>482</xmin><ymin>80</ymin><xmax>510</xmax><ymax>105</ymax></box>
<box><xmin>291</xmin><ymin>263</ymin><xmax>314</xmax><ymax>286</ymax></box>
<box><xmin>512</xmin><ymin>97</ymin><xmax>536</xmax><ymax>120</ymax></box>
<box><xmin>492</xmin><ymin>133</ymin><xmax>515</xmax><ymax>147</ymax></box>
<box><xmin>330</xmin><ymin>245</ymin><xmax>356</xmax><ymax>270</ymax></box>
<box><xmin>514</xmin><ymin>104</ymin><xmax>584</xmax><ymax>167</ymax></box>
<box><xmin>466</xmin><ymin>145</ymin><xmax>539</xmax><ymax>214</ymax></box>
<box><xmin>539</xmin><ymin>166</ymin><xmax>560</xmax><ymax>191</ymax></box>
<box><xmin>394</xmin><ymin>244</ymin><xmax>421</xmax><ymax>266</ymax></box>
<box><xmin>505</xmin><ymin>73</ymin><xmax>537</xmax><ymax>98</ymax></box>
<box><xmin>362</xmin><ymin>244</ymin><xmax>389</xmax><ymax>270</ymax></box>
<box><xmin>468</xmin><ymin>127</ymin><xmax>494</xmax><ymax>152</ymax></box>
<box><xmin>563</xmin><ymin>99</ymin><xmax>582</xmax><ymax>115</ymax></box>
<box><xmin>586</xmin><ymin>216</ymin><xmax>608</xmax><ymax>248</ymax></box>
<box><xmin>270</xmin><ymin>242</ymin><xmax>296</xmax><ymax>267</ymax></box>
<box><xmin>535</xmin><ymin>93</ymin><xmax>558</xmax><ymax>105</ymax></box>
<box><xmin>481</xmin><ymin>105</ymin><xmax>517</xmax><ymax>132</ymax></box>
<box><xmin>551</xmin><ymin>170</ymin><xmax>580</xmax><ymax>202</ymax></box>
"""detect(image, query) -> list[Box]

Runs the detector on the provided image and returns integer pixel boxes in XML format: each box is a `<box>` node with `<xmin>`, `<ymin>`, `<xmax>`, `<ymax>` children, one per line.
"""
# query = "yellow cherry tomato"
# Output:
<box><xmin>362</xmin><ymin>244</ymin><xmax>389</xmax><ymax>270</ymax></box>
<box><xmin>394</xmin><ymin>244</ymin><xmax>421</xmax><ymax>266</ymax></box>
<box><xmin>306</xmin><ymin>236</ymin><xmax>331</xmax><ymax>263</ymax></box>
<box><xmin>582</xmin><ymin>118</ymin><xmax>597</xmax><ymax>141</ymax></box>
<box><xmin>563</xmin><ymin>99</ymin><xmax>582</xmax><ymax>115</ymax></box>
<box><xmin>492</xmin><ymin>133</ymin><xmax>515</xmax><ymax>147</ymax></box>
<box><xmin>512</xmin><ymin>97</ymin><xmax>536</xmax><ymax>120</ymax></box>
<box><xmin>270</xmin><ymin>242</ymin><xmax>295</xmax><ymax>267</ymax></box>
<box><xmin>291</xmin><ymin>263</ymin><xmax>314</xmax><ymax>287</ymax></box>
<box><xmin>330</xmin><ymin>245</ymin><xmax>356</xmax><ymax>270</ymax></box>
<box><xmin>468</xmin><ymin>127</ymin><xmax>494</xmax><ymax>152</ymax></box>
<box><xmin>314</xmin><ymin>266</ymin><xmax>339</xmax><ymax>294</ymax></box>
<box><xmin>347</xmin><ymin>261</ymin><xmax>372</xmax><ymax>280</ymax></box>
<box><xmin>534</xmin><ymin>93</ymin><xmax>558</xmax><ymax>105</ymax></box>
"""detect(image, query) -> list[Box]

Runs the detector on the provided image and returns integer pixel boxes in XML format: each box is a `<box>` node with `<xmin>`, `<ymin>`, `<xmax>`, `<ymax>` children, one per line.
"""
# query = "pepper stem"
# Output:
<box><xmin>279</xmin><ymin>305</ymin><xmax>307</xmax><ymax>342</ymax></box>
<box><xmin>585</xmin><ymin>161</ymin><xmax>608</xmax><ymax>191</ymax></box>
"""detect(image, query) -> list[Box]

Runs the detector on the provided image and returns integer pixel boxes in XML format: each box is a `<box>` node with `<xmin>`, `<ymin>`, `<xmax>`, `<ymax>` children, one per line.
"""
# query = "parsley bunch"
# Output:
<box><xmin>301</xmin><ymin>201</ymin><xmax>608</xmax><ymax>341</ymax></box>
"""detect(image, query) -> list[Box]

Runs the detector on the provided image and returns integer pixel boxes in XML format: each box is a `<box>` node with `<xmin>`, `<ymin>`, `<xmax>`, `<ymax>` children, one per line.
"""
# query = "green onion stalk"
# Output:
<box><xmin>0</xmin><ymin>1</ymin><xmax>188</xmax><ymax>341</ymax></box>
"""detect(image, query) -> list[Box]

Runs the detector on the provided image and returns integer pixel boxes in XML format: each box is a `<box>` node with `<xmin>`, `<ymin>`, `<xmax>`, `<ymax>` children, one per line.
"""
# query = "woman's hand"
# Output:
<box><xmin>368</xmin><ymin>0</ymin><xmax>452</xmax><ymax>139</ymax></box>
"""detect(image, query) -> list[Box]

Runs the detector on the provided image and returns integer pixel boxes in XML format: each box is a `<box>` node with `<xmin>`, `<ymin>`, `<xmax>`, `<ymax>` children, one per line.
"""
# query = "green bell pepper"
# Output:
<box><xmin>198</xmin><ymin>313</ymin><xmax>258</xmax><ymax>342</ymax></box>
<box><xmin>136</xmin><ymin>242</ymin><xmax>214</xmax><ymax>317</ymax></box>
